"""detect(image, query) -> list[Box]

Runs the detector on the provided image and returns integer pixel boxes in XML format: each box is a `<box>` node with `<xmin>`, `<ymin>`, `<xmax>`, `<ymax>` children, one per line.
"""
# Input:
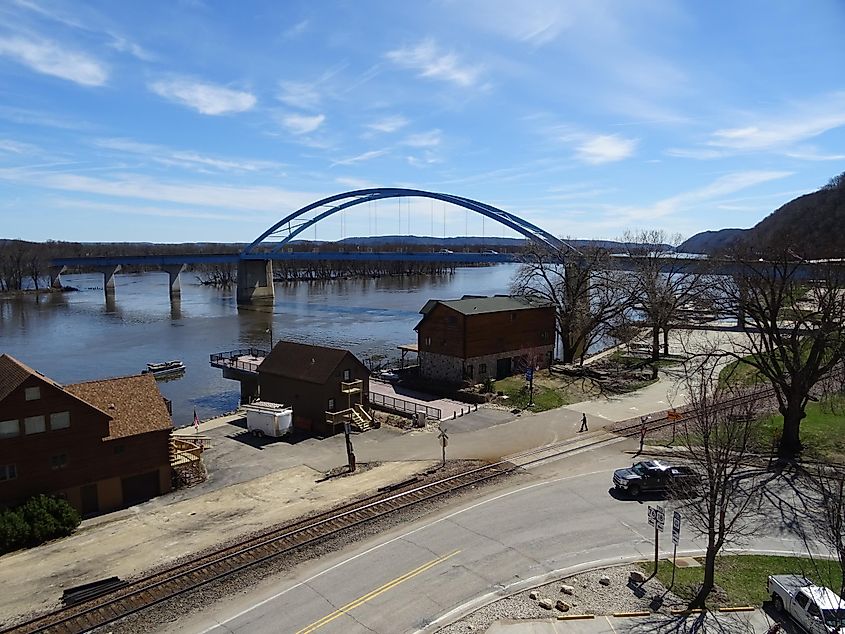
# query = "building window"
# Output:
<box><xmin>0</xmin><ymin>464</ymin><xmax>16</xmax><ymax>481</ymax></box>
<box><xmin>0</xmin><ymin>419</ymin><xmax>19</xmax><ymax>439</ymax></box>
<box><xmin>327</xmin><ymin>398</ymin><xmax>336</xmax><ymax>411</ymax></box>
<box><xmin>510</xmin><ymin>313</ymin><xmax>517</xmax><ymax>321</ymax></box>
<box><xmin>466</xmin><ymin>365</ymin><xmax>474</xmax><ymax>378</ymax></box>
<box><xmin>425</xmin><ymin>336</ymin><xmax>432</xmax><ymax>347</ymax></box>
<box><xmin>25</xmin><ymin>386</ymin><xmax>41</xmax><ymax>401</ymax></box>
<box><xmin>540</xmin><ymin>330</ymin><xmax>548</xmax><ymax>341</ymax></box>
<box><xmin>343</xmin><ymin>369</ymin><xmax>351</xmax><ymax>381</ymax></box>
<box><xmin>24</xmin><ymin>415</ymin><xmax>46</xmax><ymax>435</ymax></box>
<box><xmin>50</xmin><ymin>454</ymin><xmax>68</xmax><ymax>470</ymax></box>
<box><xmin>50</xmin><ymin>411</ymin><xmax>70</xmax><ymax>430</ymax></box>
<box><xmin>479</xmin><ymin>363</ymin><xmax>487</xmax><ymax>375</ymax></box>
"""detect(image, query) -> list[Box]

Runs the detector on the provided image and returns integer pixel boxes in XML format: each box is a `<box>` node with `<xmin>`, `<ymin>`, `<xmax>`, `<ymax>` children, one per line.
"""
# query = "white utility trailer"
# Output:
<box><xmin>242</xmin><ymin>401</ymin><xmax>293</xmax><ymax>438</ymax></box>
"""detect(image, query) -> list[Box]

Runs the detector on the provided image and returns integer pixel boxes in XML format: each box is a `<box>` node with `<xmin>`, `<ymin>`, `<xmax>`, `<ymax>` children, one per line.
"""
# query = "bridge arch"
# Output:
<box><xmin>241</xmin><ymin>188</ymin><xmax>573</xmax><ymax>255</ymax></box>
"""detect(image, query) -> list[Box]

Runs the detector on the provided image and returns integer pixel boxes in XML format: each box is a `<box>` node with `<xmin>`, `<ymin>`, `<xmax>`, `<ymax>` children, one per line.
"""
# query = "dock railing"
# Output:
<box><xmin>368</xmin><ymin>392</ymin><xmax>441</xmax><ymax>420</ymax></box>
<box><xmin>209</xmin><ymin>348</ymin><xmax>269</xmax><ymax>373</ymax></box>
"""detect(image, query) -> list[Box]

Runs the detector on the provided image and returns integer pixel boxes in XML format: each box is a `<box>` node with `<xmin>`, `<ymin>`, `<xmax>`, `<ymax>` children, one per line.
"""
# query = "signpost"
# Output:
<box><xmin>670</xmin><ymin>511</ymin><xmax>682</xmax><ymax>588</ymax></box>
<box><xmin>438</xmin><ymin>426</ymin><xmax>449</xmax><ymax>467</ymax></box>
<box><xmin>647</xmin><ymin>505</ymin><xmax>665</xmax><ymax>578</ymax></box>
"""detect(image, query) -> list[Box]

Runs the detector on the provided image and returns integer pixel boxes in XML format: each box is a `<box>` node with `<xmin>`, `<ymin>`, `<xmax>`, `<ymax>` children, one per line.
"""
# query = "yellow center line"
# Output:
<box><xmin>295</xmin><ymin>549</ymin><xmax>461</xmax><ymax>634</ymax></box>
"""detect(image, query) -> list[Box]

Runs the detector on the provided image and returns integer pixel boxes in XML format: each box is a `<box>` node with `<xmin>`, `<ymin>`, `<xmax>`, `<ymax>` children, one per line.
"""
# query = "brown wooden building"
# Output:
<box><xmin>415</xmin><ymin>295</ymin><xmax>555</xmax><ymax>383</ymax></box>
<box><xmin>0</xmin><ymin>354</ymin><xmax>173</xmax><ymax>516</ymax></box>
<box><xmin>257</xmin><ymin>341</ymin><xmax>370</xmax><ymax>435</ymax></box>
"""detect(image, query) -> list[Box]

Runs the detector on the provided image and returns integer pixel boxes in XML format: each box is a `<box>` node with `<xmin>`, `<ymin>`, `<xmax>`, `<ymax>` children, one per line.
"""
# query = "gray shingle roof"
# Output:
<box><xmin>421</xmin><ymin>295</ymin><xmax>551</xmax><ymax>316</ymax></box>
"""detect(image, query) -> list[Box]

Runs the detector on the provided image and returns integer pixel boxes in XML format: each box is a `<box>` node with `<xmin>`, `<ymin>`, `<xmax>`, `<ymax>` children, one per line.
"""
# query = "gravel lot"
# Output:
<box><xmin>439</xmin><ymin>565</ymin><xmax>687</xmax><ymax>633</ymax></box>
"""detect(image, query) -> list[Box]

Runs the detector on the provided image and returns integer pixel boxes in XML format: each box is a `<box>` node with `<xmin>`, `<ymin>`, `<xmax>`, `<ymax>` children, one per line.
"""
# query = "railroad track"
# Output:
<box><xmin>0</xmin><ymin>380</ymin><xmax>815</xmax><ymax>634</ymax></box>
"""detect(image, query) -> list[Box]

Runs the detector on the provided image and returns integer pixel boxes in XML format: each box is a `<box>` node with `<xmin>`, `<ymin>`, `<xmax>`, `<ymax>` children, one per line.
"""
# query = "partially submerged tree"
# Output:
<box><xmin>672</xmin><ymin>359</ymin><xmax>764</xmax><ymax>609</ymax></box>
<box><xmin>717</xmin><ymin>248</ymin><xmax>845</xmax><ymax>460</ymax></box>
<box><xmin>620</xmin><ymin>230</ymin><xmax>713</xmax><ymax>379</ymax></box>
<box><xmin>510</xmin><ymin>241</ymin><xmax>629</xmax><ymax>364</ymax></box>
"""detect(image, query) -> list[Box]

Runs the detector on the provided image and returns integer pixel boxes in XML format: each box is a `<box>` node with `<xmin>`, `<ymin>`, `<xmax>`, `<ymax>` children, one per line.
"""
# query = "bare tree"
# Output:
<box><xmin>717</xmin><ymin>248</ymin><xmax>845</xmax><ymax>460</ymax></box>
<box><xmin>672</xmin><ymin>359</ymin><xmax>764</xmax><ymax>608</ymax></box>
<box><xmin>511</xmin><ymin>242</ymin><xmax>629</xmax><ymax>364</ymax></box>
<box><xmin>621</xmin><ymin>230</ymin><xmax>713</xmax><ymax>379</ymax></box>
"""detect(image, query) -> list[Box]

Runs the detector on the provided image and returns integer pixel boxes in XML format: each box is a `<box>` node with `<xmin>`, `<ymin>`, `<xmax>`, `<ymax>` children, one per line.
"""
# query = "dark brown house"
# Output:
<box><xmin>0</xmin><ymin>354</ymin><xmax>173</xmax><ymax>516</ymax></box>
<box><xmin>416</xmin><ymin>295</ymin><xmax>556</xmax><ymax>383</ymax></box>
<box><xmin>257</xmin><ymin>341</ymin><xmax>370</xmax><ymax>435</ymax></box>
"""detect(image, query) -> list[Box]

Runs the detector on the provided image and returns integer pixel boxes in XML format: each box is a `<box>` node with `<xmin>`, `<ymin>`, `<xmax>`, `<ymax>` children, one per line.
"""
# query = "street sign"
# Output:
<box><xmin>525</xmin><ymin>367</ymin><xmax>534</xmax><ymax>381</ymax></box>
<box><xmin>672</xmin><ymin>511</ymin><xmax>682</xmax><ymax>545</ymax></box>
<box><xmin>656</xmin><ymin>506</ymin><xmax>665</xmax><ymax>531</ymax></box>
<box><xmin>438</xmin><ymin>428</ymin><xmax>449</xmax><ymax>447</ymax></box>
<box><xmin>667</xmin><ymin>410</ymin><xmax>682</xmax><ymax>421</ymax></box>
<box><xmin>648</xmin><ymin>506</ymin><xmax>655</xmax><ymax>527</ymax></box>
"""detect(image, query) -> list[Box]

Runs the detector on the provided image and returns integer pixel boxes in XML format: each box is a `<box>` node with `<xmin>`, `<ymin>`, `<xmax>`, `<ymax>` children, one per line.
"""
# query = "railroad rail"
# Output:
<box><xmin>0</xmin><ymin>378</ymin><xmax>822</xmax><ymax>634</ymax></box>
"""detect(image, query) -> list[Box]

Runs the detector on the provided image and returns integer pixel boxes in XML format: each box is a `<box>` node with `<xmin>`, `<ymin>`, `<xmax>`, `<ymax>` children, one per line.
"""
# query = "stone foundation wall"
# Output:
<box><xmin>420</xmin><ymin>345</ymin><xmax>554</xmax><ymax>384</ymax></box>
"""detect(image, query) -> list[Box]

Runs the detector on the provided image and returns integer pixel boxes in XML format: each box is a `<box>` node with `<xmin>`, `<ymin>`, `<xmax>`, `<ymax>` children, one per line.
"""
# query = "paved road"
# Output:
<box><xmin>173</xmin><ymin>448</ymin><xmax>809</xmax><ymax>634</ymax></box>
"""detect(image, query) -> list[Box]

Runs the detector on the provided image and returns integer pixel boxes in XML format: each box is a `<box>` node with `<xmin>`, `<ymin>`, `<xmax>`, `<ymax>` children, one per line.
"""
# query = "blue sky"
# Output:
<box><xmin>1</xmin><ymin>0</ymin><xmax>844</xmax><ymax>245</ymax></box>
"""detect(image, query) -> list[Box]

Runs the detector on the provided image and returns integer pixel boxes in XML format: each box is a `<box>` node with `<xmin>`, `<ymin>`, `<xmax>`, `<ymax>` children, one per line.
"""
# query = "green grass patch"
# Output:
<box><xmin>719</xmin><ymin>358</ymin><xmax>768</xmax><ymax>387</ymax></box>
<box><xmin>758</xmin><ymin>394</ymin><xmax>845</xmax><ymax>462</ymax></box>
<box><xmin>642</xmin><ymin>555</ymin><xmax>841</xmax><ymax>607</ymax></box>
<box><xmin>493</xmin><ymin>376</ymin><xmax>567</xmax><ymax>412</ymax></box>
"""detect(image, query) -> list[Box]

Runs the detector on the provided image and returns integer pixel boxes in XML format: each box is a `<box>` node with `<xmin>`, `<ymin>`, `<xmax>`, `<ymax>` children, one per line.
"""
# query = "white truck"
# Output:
<box><xmin>768</xmin><ymin>574</ymin><xmax>845</xmax><ymax>634</ymax></box>
<box><xmin>242</xmin><ymin>401</ymin><xmax>293</xmax><ymax>438</ymax></box>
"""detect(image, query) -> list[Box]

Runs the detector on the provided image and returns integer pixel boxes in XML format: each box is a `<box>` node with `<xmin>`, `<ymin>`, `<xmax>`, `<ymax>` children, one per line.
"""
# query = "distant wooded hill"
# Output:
<box><xmin>679</xmin><ymin>172</ymin><xmax>845</xmax><ymax>257</ymax></box>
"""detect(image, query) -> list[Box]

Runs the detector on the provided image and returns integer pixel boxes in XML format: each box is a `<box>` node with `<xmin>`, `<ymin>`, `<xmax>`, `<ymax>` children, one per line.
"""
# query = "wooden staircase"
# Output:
<box><xmin>351</xmin><ymin>404</ymin><xmax>374</xmax><ymax>432</ymax></box>
<box><xmin>169</xmin><ymin>436</ymin><xmax>207</xmax><ymax>488</ymax></box>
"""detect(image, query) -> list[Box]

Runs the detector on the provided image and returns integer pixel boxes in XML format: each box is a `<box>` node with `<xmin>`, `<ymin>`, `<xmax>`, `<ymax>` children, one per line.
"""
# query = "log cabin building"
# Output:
<box><xmin>257</xmin><ymin>341</ymin><xmax>370</xmax><ymax>435</ymax></box>
<box><xmin>415</xmin><ymin>295</ymin><xmax>556</xmax><ymax>384</ymax></box>
<box><xmin>0</xmin><ymin>354</ymin><xmax>173</xmax><ymax>516</ymax></box>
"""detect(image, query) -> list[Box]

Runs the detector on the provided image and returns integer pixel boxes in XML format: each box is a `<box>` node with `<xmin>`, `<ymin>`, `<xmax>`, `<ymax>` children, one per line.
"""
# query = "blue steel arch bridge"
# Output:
<box><xmin>50</xmin><ymin>188</ymin><xmax>575</xmax><ymax>305</ymax></box>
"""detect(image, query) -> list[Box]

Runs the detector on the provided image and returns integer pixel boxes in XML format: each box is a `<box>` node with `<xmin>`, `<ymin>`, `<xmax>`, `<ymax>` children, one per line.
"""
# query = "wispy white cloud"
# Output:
<box><xmin>403</xmin><ymin>130</ymin><xmax>441</xmax><ymax>148</ymax></box>
<box><xmin>331</xmin><ymin>149</ymin><xmax>388</xmax><ymax>167</ymax></box>
<box><xmin>277</xmin><ymin>81</ymin><xmax>321</xmax><ymax>110</ymax></box>
<box><xmin>665</xmin><ymin>147</ymin><xmax>725</xmax><ymax>160</ymax></box>
<box><xmin>0</xmin><ymin>139</ymin><xmax>40</xmax><ymax>154</ymax></box>
<box><xmin>335</xmin><ymin>176</ymin><xmax>378</xmax><ymax>189</ymax></box>
<box><xmin>366</xmin><ymin>115</ymin><xmax>409</xmax><ymax>134</ymax></box>
<box><xmin>283</xmin><ymin>19</ymin><xmax>310</xmax><ymax>39</ymax></box>
<box><xmin>620</xmin><ymin>170</ymin><xmax>793</xmax><ymax>222</ymax></box>
<box><xmin>53</xmin><ymin>198</ymin><xmax>270</xmax><ymax>222</ymax></box>
<box><xmin>783</xmin><ymin>147</ymin><xmax>845</xmax><ymax>161</ymax></box>
<box><xmin>0</xmin><ymin>105</ymin><xmax>90</xmax><ymax>130</ymax></box>
<box><xmin>386</xmin><ymin>38</ymin><xmax>481</xmax><ymax>87</ymax></box>
<box><xmin>0</xmin><ymin>166</ymin><xmax>319</xmax><ymax>212</ymax></box>
<box><xmin>445</xmin><ymin>0</ymin><xmax>571</xmax><ymax>46</ymax></box>
<box><xmin>0</xmin><ymin>35</ymin><xmax>107</xmax><ymax>85</ymax></box>
<box><xmin>281</xmin><ymin>113</ymin><xmax>325</xmax><ymax>135</ymax></box>
<box><xmin>149</xmin><ymin>77</ymin><xmax>256</xmax><ymax>115</ymax></box>
<box><xmin>574</xmin><ymin>134</ymin><xmax>637</xmax><ymax>165</ymax></box>
<box><xmin>94</xmin><ymin>138</ymin><xmax>286</xmax><ymax>173</ymax></box>
<box><xmin>706</xmin><ymin>93</ymin><xmax>845</xmax><ymax>152</ymax></box>
<box><xmin>108</xmin><ymin>34</ymin><xmax>154</xmax><ymax>61</ymax></box>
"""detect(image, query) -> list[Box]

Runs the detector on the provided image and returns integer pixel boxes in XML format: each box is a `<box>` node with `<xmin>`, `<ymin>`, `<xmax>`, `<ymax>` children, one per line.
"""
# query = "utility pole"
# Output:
<box><xmin>344</xmin><ymin>421</ymin><xmax>356</xmax><ymax>472</ymax></box>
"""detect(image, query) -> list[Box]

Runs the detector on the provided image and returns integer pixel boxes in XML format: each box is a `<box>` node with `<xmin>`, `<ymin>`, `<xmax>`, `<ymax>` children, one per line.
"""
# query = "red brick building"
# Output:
<box><xmin>258</xmin><ymin>341</ymin><xmax>370</xmax><ymax>435</ymax></box>
<box><xmin>416</xmin><ymin>295</ymin><xmax>556</xmax><ymax>383</ymax></box>
<box><xmin>0</xmin><ymin>355</ymin><xmax>173</xmax><ymax>516</ymax></box>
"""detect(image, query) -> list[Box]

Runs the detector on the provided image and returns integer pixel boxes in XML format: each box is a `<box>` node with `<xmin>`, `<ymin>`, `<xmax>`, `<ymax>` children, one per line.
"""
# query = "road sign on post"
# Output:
<box><xmin>647</xmin><ymin>505</ymin><xmax>665</xmax><ymax>579</ymax></box>
<box><xmin>672</xmin><ymin>511</ymin><xmax>682</xmax><ymax>545</ymax></box>
<box><xmin>438</xmin><ymin>426</ymin><xmax>449</xmax><ymax>468</ymax></box>
<box><xmin>670</xmin><ymin>511</ymin><xmax>682</xmax><ymax>589</ymax></box>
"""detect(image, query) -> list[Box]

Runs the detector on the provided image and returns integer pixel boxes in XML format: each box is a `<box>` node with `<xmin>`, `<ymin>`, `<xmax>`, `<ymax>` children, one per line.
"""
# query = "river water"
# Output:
<box><xmin>0</xmin><ymin>265</ymin><xmax>520</xmax><ymax>425</ymax></box>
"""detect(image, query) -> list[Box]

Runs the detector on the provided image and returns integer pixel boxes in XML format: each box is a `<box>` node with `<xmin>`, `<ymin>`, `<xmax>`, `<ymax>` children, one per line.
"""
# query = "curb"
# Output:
<box><xmin>612</xmin><ymin>611</ymin><xmax>651</xmax><ymax>617</ymax></box>
<box><xmin>415</xmin><ymin>547</ymin><xmax>814</xmax><ymax>633</ymax></box>
<box><xmin>558</xmin><ymin>614</ymin><xmax>596</xmax><ymax>621</ymax></box>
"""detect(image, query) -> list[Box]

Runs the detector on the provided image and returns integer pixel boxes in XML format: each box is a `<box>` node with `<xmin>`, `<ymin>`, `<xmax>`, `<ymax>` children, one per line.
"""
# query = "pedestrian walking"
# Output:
<box><xmin>637</xmin><ymin>415</ymin><xmax>649</xmax><ymax>455</ymax></box>
<box><xmin>579</xmin><ymin>412</ymin><xmax>588</xmax><ymax>432</ymax></box>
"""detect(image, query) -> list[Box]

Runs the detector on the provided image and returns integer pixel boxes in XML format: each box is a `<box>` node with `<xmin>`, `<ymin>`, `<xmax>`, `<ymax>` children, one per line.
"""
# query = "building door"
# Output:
<box><xmin>121</xmin><ymin>471</ymin><xmax>160</xmax><ymax>506</ymax></box>
<box><xmin>80</xmin><ymin>483</ymin><xmax>99</xmax><ymax>516</ymax></box>
<box><xmin>496</xmin><ymin>357</ymin><xmax>512</xmax><ymax>379</ymax></box>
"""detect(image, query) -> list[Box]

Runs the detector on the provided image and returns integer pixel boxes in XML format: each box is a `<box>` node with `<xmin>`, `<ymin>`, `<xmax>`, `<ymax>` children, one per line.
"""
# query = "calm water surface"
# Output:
<box><xmin>0</xmin><ymin>265</ymin><xmax>520</xmax><ymax>424</ymax></box>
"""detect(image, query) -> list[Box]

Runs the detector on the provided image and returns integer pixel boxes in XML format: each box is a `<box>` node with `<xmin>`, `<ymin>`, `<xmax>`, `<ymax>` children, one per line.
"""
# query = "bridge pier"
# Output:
<box><xmin>49</xmin><ymin>265</ymin><xmax>67</xmax><ymax>289</ymax></box>
<box><xmin>237</xmin><ymin>259</ymin><xmax>275</xmax><ymax>305</ymax></box>
<box><xmin>94</xmin><ymin>265</ymin><xmax>121</xmax><ymax>299</ymax></box>
<box><xmin>164</xmin><ymin>264</ymin><xmax>187</xmax><ymax>296</ymax></box>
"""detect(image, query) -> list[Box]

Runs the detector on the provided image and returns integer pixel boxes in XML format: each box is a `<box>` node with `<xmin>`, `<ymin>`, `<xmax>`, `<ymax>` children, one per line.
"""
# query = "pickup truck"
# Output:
<box><xmin>612</xmin><ymin>459</ymin><xmax>699</xmax><ymax>497</ymax></box>
<box><xmin>769</xmin><ymin>574</ymin><xmax>845</xmax><ymax>634</ymax></box>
